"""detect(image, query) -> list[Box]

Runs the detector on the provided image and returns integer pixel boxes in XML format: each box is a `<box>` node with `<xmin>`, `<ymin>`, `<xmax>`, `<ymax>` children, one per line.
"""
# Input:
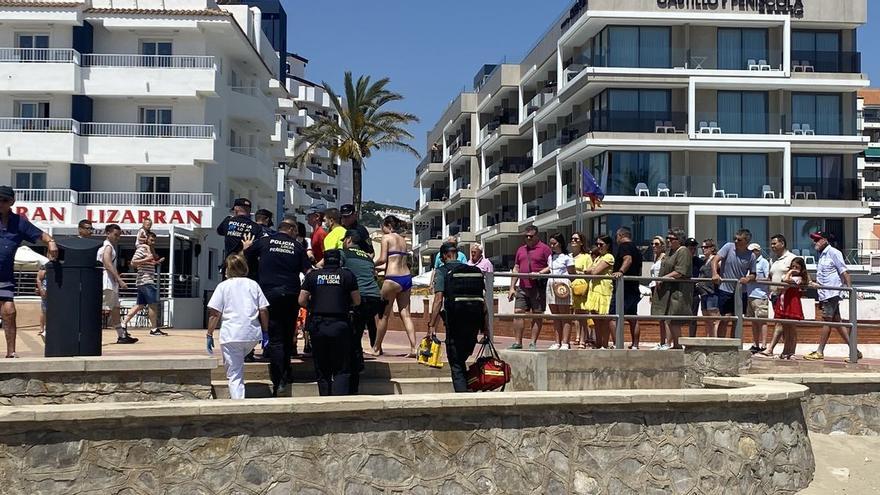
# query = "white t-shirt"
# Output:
<box><xmin>97</xmin><ymin>240</ymin><xmax>118</xmax><ymax>291</ymax></box>
<box><xmin>547</xmin><ymin>253</ymin><xmax>574</xmax><ymax>276</ymax></box>
<box><xmin>207</xmin><ymin>277</ymin><xmax>269</xmax><ymax>344</ymax></box>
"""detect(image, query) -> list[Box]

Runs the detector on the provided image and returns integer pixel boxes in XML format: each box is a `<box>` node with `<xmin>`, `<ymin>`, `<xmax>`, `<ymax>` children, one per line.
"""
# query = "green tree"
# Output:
<box><xmin>293</xmin><ymin>72</ymin><xmax>420</xmax><ymax>211</ymax></box>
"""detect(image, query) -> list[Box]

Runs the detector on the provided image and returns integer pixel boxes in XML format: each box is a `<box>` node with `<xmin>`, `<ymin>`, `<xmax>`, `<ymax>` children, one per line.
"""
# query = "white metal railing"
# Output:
<box><xmin>12</xmin><ymin>189</ymin><xmax>78</xmax><ymax>203</ymax></box>
<box><xmin>0</xmin><ymin>118</ymin><xmax>76</xmax><ymax>133</ymax></box>
<box><xmin>82</xmin><ymin>54</ymin><xmax>215</xmax><ymax>69</ymax></box>
<box><xmin>0</xmin><ymin>48</ymin><xmax>78</xmax><ymax>63</ymax></box>
<box><xmin>231</xmin><ymin>85</ymin><xmax>258</xmax><ymax>96</ymax></box>
<box><xmin>80</xmin><ymin>123</ymin><xmax>213</xmax><ymax>139</ymax></box>
<box><xmin>78</xmin><ymin>192</ymin><xmax>214</xmax><ymax>207</ymax></box>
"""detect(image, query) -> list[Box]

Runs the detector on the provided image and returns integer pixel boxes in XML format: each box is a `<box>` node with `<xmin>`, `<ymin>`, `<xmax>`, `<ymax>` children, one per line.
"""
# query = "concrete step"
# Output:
<box><xmin>211</xmin><ymin>376</ymin><xmax>454</xmax><ymax>399</ymax></box>
<box><xmin>211</xmin><ymin>359</ymin><xmax>449</xmax><ymax>381</ymax></box>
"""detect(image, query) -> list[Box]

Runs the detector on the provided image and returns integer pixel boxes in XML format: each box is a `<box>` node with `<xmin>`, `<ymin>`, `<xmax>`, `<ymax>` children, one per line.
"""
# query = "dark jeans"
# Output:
<box><xmin>446</xmin><ymin>329</ymin><xmax>478</xmax><ymax>393</ymax></box>
<box><xmin>265</xmin><ymin>291</ymin><xmax>298</xmax><ymax>392</ymax></box>
<box><xmin>310</xmin><ymin>316</ymin><xmax>352</xmax><ymax>396</ymax></box>
<box><xmin>689</xmin><ymin>295</ymin><xmax>700</xmax><ymax>338</ymax></box>
<box><xmin>350</xmin><ymin>297</ymin><xmax>383</xmax><ymax>394</ymax></box>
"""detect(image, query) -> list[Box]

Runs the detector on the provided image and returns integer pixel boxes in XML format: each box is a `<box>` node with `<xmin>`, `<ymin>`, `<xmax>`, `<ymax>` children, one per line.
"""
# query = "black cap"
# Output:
<box><xmin>323</xmin><ymin>249</ymin><xmax>342</xmax><ymax>267</ymax></box>
<box><xmin>340</xmin><ymin>204</ymin><xmax>355</xmax><ymax>217</ymax></box>
<box><xmin>684</xmin><ymin>237</ymin><xmax>698</xmax><ymax>247</ymax></box>
<box><xmin>255</xmin><ymin>209</ymin><xmax>273</xmax><ymax>219</ymax></box>
<box><xmin>0</xmin><ymin>185</ymin><xmax>14</xmax><ymax>200</ymax></box>
<box><xmin>233</xmin><ymin>198</ymin><xmax>252</xmax><ymax>209</ymax></box>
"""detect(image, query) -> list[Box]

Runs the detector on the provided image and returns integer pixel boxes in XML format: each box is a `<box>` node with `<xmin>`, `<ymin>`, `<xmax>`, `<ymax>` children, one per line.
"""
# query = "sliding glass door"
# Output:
<box><xmin>718</xmin><ymin>28</ymin><xmax>768</xmax><ymax>70</ymax></box>
<box><xmin>717</xmin><ymin>91</ymin><xmax>768</xmax><ymax>134</ymax></box>
<box><xmin>608</xmin><ymin>151</ymin><xmax>670</xmax><ymax>196</ymax></box>
<box><xmin>717</xmin><ymin>216</ymin><xmax>768</xmax><ymax>248</ymax></box>
<box><xmin>792</xmin><ymin>30</ymin><xmax>841</xmax><ymax>72</ymax></box>
<box><xmin>717</xmin><ymin>154</ymin><xmax>768</xmax><ymax>198</ymax></box>
<box><xmin>599</xmin><ymin>89</ymin><xmax>671</xmax><ymax>132</ymax></box>
<box><xmin>602</xmin><ymin>26</ymin><xmax>671</xmax><ymax>68</ymax></box>
<box><xmin>792</xmin><ymin>93</ymin><xmax>841</xmax><ymax>135</ymax></box>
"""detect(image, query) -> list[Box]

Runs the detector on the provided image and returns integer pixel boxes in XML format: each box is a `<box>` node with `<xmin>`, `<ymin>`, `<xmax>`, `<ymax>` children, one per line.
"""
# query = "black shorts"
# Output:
<box><xmin>717</xmin><ymin>290</ymin><xmax>747</xmax><ymax>316</ymax></box>
<box><xmin>609</xmin><ymin>290</ymin><xmax>640</xmax><ymax>316</ymax></box>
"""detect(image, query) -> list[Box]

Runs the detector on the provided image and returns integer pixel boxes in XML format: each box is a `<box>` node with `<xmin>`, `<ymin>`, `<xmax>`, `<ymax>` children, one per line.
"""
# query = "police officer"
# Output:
<box><xmin>428</xmin><ymin>242</ymin><xmax>486</xmax><ymax>392</ymax></box>
<box><xmin>254</xmin><ymin>208</ymin><xmax>276</xmax><ymax>236</ymax></box>
<box><xmin>215</xmin><ymin>198</ymin><xmax>264</xmax><ymax>280</ymax></box>
<box><xmin>340</xmin><ymin>229</ymin><xmax>382</xmax><ymax>393</ymax></box>
<box><xmin>298</xmin><ymin>249</ymin><xmax>360</xmax><ymax>396</ymax></box>
<box><xmin>243</xmin><ymin>215</ymin><xmax>310</xmax><ymax>396</ymax></box>
<box><xmin>339</xmin><ymin>204</ymin><xmax>374</xmax><ymax>254</ymax></box>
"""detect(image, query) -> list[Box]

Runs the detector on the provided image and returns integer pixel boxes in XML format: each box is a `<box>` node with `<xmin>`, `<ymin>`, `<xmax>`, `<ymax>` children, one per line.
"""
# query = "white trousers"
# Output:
<box><xmin>221</xmin><ymin>340</ymin><xmax>259</xmax><ymax>399</ymax></box>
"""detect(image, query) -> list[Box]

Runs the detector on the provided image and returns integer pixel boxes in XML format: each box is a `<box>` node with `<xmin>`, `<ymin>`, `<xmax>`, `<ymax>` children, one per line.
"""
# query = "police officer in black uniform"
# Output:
<box><xmin>215</xmin><ymin>197</ymin><xmax>265</xmax><ymax>280</ymax></box>
<box><xmin>243</xmin><ymin>215</ymin><xmax>310</xmax><ymax>396</ymax></box>
<box><xmin>339</xmin><ymin>204</ymin><xmax>374</xmax><ymax>254</ymax></box>
<box><xmin>298</xmin><ymin>249</ymin><xmax>360</xmax><ymax>396</ymax></box>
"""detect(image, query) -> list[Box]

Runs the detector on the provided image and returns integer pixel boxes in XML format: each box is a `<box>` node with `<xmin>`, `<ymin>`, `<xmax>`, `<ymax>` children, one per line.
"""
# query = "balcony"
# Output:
<box><xmin>695</xmin><ymin>112</ymin><xmax>860</xmax><ymax>139</ymax></box>
<box><xmin>228</xmin><ymin>85</ymin><xmax>275</xmax><ymax>126</ymax></box>
<box><xmin>80</xmin><ymin>123</ymin><xmax>214</xmax><ymax>166</ymax></box>
<box><xmin>228</xmin><ymin>147</ymin><xmax>275</xmax><ymax>188</ymax></box>
<box><xmin>523</xmin><ymin>192</ymin><xmax>556</xmax><ymax>219</ymax></box>
<box><xmin>451</xmin><ymin>175</ymin><xmax>471</xmax><ymax>193</ymax></box>
<box><xmin>790</xmin><ymin>51</ymin><xmax>861</xmax><ymax>74</ymax></box>
<box><xmin>793</xmin><ymin>178</ymin><xmax>861</xmax><ymax>201</ymax></box>
<box><xmin>523</xmin><ymin>90</ymin><xmax>556</xmax><ymax>120</ymax></box>
<box><xmin>0</xmin><ymin>118</ymin><xmax>77</xmax><ymax>162</ymax></box>
<box><xmin>486</xmin><ymin>157</ymin><xmax>530</xmax><ymax>181</ymax></box>
<box><xmin>0</xmin><ymin>48</ymin><xmax>78</xmax><ymax>93</ymax></box>
<box><xmin>601</xmin><ymin>176</ymin><xmax>784</xmax><ymax>203</ymax></box>
<box><xmin>78</xmin><ymin>192</ymin><xmax>214</xmax><ymax>207</ymax></box>
<box><xmin>81</xmin><ymin>54</ymin><xmax>217</xmax><ymax>97</ymax></box>
<box><xmin>416</xmin><ymin>227</ymin><xmax>443</xmax><ymax>247</ymax></box>
<box><xmin>447</xmin><ymin>219</ymin><xmax>471</xmax><ymax>237</ymax></box>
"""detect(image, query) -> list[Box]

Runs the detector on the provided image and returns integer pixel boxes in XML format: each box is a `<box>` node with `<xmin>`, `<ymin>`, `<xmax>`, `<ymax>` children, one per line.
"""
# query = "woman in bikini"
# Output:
<box><xmin>372</xmin><ymin>215</ymin><xmax>417</xmax><ymax>356</ymax></box>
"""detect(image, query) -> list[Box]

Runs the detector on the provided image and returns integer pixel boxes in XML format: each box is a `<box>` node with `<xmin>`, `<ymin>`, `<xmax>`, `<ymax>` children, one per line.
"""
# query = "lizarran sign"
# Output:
<box><xmin>656</xmin><ymin>0</ymin><xmax>804</xmax><ymax>18</ymax></box>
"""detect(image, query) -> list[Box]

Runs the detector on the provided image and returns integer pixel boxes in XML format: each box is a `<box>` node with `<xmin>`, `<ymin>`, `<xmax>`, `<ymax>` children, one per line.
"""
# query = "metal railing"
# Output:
<box><xmin>231</xmin><ymin>85</ymin><xmax>258</xmax><ymax>96</ymax></box>
<box><xmin>82</xmin><ymin>54</ymin><xmax>215</xmax><ymax>69</ymax></box>
<box><xmin>12</xmin><ymin>189</ymin><xmax>77</xmax><ymax>202</ymax></box>
<box><xmin>0</xmin><ymin>48</ymin><xmax>78</xmax><ymax>63</ymax></box>
<box><xmin>78</xmin><ymin>192</ymin><xmax>213</xmax><ymax>207</ymax></box>
<box><xmin>80</xmin><ymin>123</ymin><xmax>214</xmax><ymax>139</ymax></box>
<box><xmin>484</xmin><ymin>271</ymin><xmax>878</xmax><ymax>363</ymax></box>
<box><xmin>0</xmin><ymin>118</ymin><xmax>76</xmax><ymax>133</ymax></box>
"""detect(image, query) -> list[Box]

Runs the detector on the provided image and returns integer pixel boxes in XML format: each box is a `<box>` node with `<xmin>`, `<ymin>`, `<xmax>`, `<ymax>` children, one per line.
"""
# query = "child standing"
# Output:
<box><xmin>774</xmin><ymin>257</ymin><xmax>810</xmax><ymax>360</ymax></box>
<box><xmin>136</xmin><ymin>218</ymin><xmax>153</xmax><ymax>247</ymax></box>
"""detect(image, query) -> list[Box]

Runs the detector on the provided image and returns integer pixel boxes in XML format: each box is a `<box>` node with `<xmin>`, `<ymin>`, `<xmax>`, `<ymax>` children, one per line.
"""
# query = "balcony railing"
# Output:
<box><xmin>486</xmin><ymin>157</ymin><xmax>530</xmax><ymax>180</ymax></box>
<box><xmin>790</xmin><ymin>50</ymin><xmax>861</xmax><ymax>74</ymax></box>
<box><xmin>82</xmin><ymin>54</ymin><xmax>215</xmax><ymax>69</ymax></box>
<box><xmin>417</xmin><ymin>227</ymin><xmax>442</xmax><ymax>244</ymax></box>
<box><xmin>231</xmin><ymin>85</ymin><xmax>258</xmax><ymax>96</ymax></box>
<box><xmin>696</xmin><ymin>112</ymin><xmax>858</xmax><ymax>136</ymax></box>
<box><xmin>864</xmin><ymin>109</ymin><xmax>880</xmax><ymax>124</ymax></box>
<box><xmin>447</xmin><ymin>219</ymin><xmax>470</xmax><ymax>236</ymax></box>
<box><xmin>78</xmin><ymin>192</ymin><xmax>214</xmax><ymax>207</ymax></box>
<box><xmin>794</xmin><ymin>178</ymin><xmax>861</xmax><ymax>201</ymax></box>
<box><xmin>231</xmin><ymin>147</ymin><xmax>268</xmax><ymax>162</ymax></box>
<box><xmin>523</xmin><ymin>192</ymin><xmax>556</xmax><ymax>218</ymax></box>
<box><xmin>604</xmin><ymin>176</ymin><xmax>784</xmax><ymax>199</ymax></box>
<box><xmin>80</xmin><ymin>123</ymin><xmax>214</xmax><ymax>139</ymax></box>
<box><xmin>0</xmin><ymin>118</ymin><xmax>76</xmax><ymax>133</ymax></box>
<box><xmin>452</xmin><ymin>176</ymin><xmax>471</xmax><ymax>192</ymax></box>
<box><xmin>523</xmin><ymin>90</ymin><xmax>556</xmax><ymax>118</ymax></box>
<box><xmin>538</xmin><ymin>137</ymin><xmax>560</xmax><ymax>159</ymax></box>
<box><xmin>484</xmin><ymin>207</ymin><xmax>517</xmax><ymax>227</ymax></box>
<box><xmin>12</xmin><ymin>189</ymin><xmax>77</xmax><ymax>202</ymax></box>
<box><xmin>0</xmin><ymin>48</ymin><xmax>78</xmax><ymax>63</ymax></box>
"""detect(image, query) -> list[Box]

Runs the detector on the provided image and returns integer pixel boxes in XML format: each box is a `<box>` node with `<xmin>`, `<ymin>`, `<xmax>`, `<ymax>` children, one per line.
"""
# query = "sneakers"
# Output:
<box><xmin>803</xmin><ymin>351</ymin><xmax>824</xmax><ymax>361</ymax></box>
<box><xmin>116</xmin><ymin>336</ymin><xmax>138</xmax><ymax>344</ymax></box>
<box><xmin>508</xmin><ymin>343</ymin><xmax>523</xmax><ymax>350</ymax></box>
<box><xmin>748</xmin><ymin>345</ymin><xmax>766</xmax><ymax>354</ymax></box>
<box><xmin>548</xmin><ymin>343</ymin><xmax>561</xmax><ymax>350</ymax></box>
<box><xmin>149</xmin><ymin>328</ymin><xmax>169</xmax><ymax>336</ymax></box>
<box><xmin>652</xmin><ymin>344</ymin><xmax>669</xmax><ymax>351</ymax></box>
<box><xmin>560</xmin><ymin>343</ymin><xmax>571</xmax><ymax>350</ymax></box>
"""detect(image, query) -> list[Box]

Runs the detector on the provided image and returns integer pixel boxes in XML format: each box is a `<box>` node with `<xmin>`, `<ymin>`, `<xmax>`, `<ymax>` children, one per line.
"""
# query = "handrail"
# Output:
<box><xmin>484</xmin><ymin>271</ymin><xmax>870</xmax><ymax>363</ymax></box>
<box><xmin>82</xmin><ymin>54</ymin><xmax>215</xmax><ymax>69</ymax></box>
<box><xmin>80</xmin><ymin>123</ymin><xmax>214</xmax><ymax>139</ymax></box>
<box><xmin>0</xmin><ymin>48</ymin><xmax>78</xmax><ymax>63</ymax></box>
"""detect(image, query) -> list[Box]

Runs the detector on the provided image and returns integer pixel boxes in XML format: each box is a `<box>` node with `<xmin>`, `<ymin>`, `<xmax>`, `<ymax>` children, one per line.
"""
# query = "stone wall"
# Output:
<box><xmin>681</xmin><ymin>338</ymin><xmax>747</xmax><ymax>388</ymax></box>
<box><xmin>0</xmin><ymin>382</ymin><xmax>813</xmax><ymax>494</ymax></box>
<box><xmin>750</xmin><ymin>374</ymin><xmax>880</xmax><ymax>435</ymax></box>
<box><xmin>0</xmin><ymin>356</ymin><xmax>216</xmax><ymax>405</ymax></box>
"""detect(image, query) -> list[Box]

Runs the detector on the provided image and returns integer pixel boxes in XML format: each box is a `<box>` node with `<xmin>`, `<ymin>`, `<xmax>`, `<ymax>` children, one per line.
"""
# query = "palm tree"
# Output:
<box><xmin>293</xmin><ymin>72</ymin><xmax>420</xmax><ymax>211</ymax></box>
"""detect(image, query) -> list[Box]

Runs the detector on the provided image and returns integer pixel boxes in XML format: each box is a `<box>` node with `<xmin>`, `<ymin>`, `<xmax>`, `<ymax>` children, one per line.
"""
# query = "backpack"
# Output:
<box><xmin>442</xmin><ymin>263</ymin><xmax>486</xmax><ymax>332</ymax></box>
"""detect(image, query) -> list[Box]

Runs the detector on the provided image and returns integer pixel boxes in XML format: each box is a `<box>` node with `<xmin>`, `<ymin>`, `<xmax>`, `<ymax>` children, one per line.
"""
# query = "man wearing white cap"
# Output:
<box><xmin>746</xmin><ymin>243</ymin><xmax>770</xmax><ymax>353</ymax></box>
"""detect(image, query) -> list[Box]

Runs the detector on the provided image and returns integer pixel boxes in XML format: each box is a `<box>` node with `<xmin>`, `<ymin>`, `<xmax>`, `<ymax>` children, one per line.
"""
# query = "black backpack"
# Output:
<box><xmin>443</xmin><ymin>263</ymin><xmax>486</xmax><ymax>332</ymax></box>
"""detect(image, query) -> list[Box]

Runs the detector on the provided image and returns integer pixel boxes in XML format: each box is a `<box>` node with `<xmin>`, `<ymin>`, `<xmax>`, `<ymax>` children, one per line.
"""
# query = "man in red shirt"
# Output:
<box><xmin>306</xmin><ymin>211</ymin><xmax>326</xmax><ymax>264</ymax></box>
<box><xmin>507</xmin><ymin>225</ymin><xmax>552</xmax><ymax>349</ymax></box>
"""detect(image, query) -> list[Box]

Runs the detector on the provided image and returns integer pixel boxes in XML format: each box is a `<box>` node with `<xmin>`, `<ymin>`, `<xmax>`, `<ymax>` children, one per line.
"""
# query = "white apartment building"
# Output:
<box><xmin>858</xmin><ymin>89</ymin><xmax>880</xmax><ymax>255</ymax></box>
<box><xmin>284</xmin><ymin>53</ymin><xmax>353</xmax><ymax>223</ymax></box>
<box><xmin>414</xmin><ymin>0</ymin><xmax>870</xmax><ymax>273</ymax></box>
<box><xmin>0</xmin><ymin>0</ymin><xmax>287</xmax><ymax>324</ymax></box>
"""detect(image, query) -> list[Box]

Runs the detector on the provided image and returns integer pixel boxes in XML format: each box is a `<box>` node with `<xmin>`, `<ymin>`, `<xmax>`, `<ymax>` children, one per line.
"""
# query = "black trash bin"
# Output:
<box><xmin>45</xmin><ymin>237</ymin><xmax>103</xmax><ymax>357</ymax></box>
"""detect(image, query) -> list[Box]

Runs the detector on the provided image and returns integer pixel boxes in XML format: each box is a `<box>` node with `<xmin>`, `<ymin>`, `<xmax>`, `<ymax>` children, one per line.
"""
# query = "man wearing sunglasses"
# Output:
<box><xmin>508</xmin><ymin>225</ymin><xmax>551</xmax><ymax>350</ymax></box>
<box><xmin>0</xmin><ymin>186</ymin><xmax>57</xmax><ymax>358</ymax></box>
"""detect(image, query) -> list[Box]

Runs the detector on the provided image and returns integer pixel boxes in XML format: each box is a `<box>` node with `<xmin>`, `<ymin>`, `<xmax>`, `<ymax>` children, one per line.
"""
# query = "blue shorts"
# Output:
<box><xmin>700</xmin><ymin>293</ymin><xmax>719</xmax><ymax>312</ymax></box>
<box><xmin>716</xmin><ymin>290</ymin><xmax>746</xmax><ymax>315</ymax></box>
<box><xmin>136</xmin><ymin>284</ymin><xmax>159</xmax><ymax>305</ymax></box>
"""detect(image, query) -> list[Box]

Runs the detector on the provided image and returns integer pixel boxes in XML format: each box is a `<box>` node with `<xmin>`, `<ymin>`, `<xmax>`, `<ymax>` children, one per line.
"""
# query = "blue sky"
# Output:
<box><xmin>287</xmin><ymin>0</ymin><xmax>879</xmax><ymax>209</ymax></box>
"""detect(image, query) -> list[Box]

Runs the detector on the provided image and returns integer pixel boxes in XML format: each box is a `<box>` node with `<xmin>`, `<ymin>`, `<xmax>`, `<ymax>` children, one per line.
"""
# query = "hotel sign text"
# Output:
<box><xmin>657</xmin><ymin>0</ymin><xmax>804</xmax><ymax>17</ymax></box>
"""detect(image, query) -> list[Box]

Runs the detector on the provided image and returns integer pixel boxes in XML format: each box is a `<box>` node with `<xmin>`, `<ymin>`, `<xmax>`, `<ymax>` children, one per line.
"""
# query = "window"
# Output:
<box><xmin>14</xmin><ymin>101</ymin><xmax>50</xmax><ymax>130</ymax></box>
<box><xmin>13</xmin><ymin>171</ymin><xmax>46</xmax><ymax>189</ymax></box>
<box><xmin>138</xmin><ymin>107</ymin><xmax>172</xmax><ymax>137</ymax></box>
<box><xmin>717</xmin><ymin>154</ymin><xmax>768</xmax><ymax>198</ymax></box>
<box><xmin>603</xmin><ymin>151</ymin><xmax>670</xmax><ymax>196</ymax></box>
<box><xmin>718</xmin><ymin>28</ymin><xmax>768</xmax><ymax>70</ymax></box>
<box><xmin>140</xmin><ymin>41</ymin><xmax>172</xmax><ymax>67</ymax></box>
<box><xmin>717</xmin><ymin>91</ymin><xmax>768</xmax><ymax>134</ymax></box>
<box><xmin>15</xmin><ymin>33</ymin><xmax>49</xmax><ymax>62</ymax></box>
<box><xmin>717</xmin><ymin>217</ymin><xmax>768</xmax><ymax>250</ymax></box>
<box><xmin>792</xmin><ymin>93</ymin><xmax>841</xmax><ymax>135</ymax></box>
<box><xmin>605</xmin><ymin>214</ymin><xmax>670</xmax><ymax>250</ymax></box>
<box><xmin>792</xmin><ymin>218</ymin><xmax>844</xmax><ymax>255</ymax></box>
<box><xmin>792</xmin><ymin>30</ymin><xmax>842</xmax><ymax>72</ymax></box>
<box><xmin>601</xmin><ymin>26</ymin><xmax>671</xmax><ymax>68</ymax></box>
<box><xmin>793</xmin><ymin>155</ymin><xmax>853</xmax><ymax>200</ymax></box>
<box><xmin>595</xmin><ymin>89</ymin><xmax>671</xmax><ymax>132</ymax></box>
<box><xmin>138</xmin><ymin>175</ymin><xmax>170</xmax><ymax>205</ymax></box>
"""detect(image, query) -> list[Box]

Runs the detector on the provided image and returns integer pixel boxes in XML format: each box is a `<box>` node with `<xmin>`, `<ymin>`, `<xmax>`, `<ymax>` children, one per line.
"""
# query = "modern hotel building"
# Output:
<box><xmin>0</xmin><ymin>0</ymin><xmax>353</xmax><ymax>325</ymax></box>
<box><xmin>413</xmin><ymin>0</ymin><xmax>870</xmax><ymax>273</ymax></box>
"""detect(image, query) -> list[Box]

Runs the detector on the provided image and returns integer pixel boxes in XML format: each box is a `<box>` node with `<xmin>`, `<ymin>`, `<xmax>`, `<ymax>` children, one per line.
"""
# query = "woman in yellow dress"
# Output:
<box><xmin>586</xmin><ymin>234</ymin><xmax>615</xmax><ymax>349</ymax></box>
<box><xmin>569</xmin><ymin>232</ymin><xmax>594</xmax><ymax>348</ymax></box>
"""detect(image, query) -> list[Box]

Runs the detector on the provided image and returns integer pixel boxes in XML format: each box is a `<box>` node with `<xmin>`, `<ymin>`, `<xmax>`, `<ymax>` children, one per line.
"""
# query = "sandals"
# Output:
<box><xmin>758</xmin><ymin>350</ymin><xmax>774</xmax><ymax>357</ymax></box>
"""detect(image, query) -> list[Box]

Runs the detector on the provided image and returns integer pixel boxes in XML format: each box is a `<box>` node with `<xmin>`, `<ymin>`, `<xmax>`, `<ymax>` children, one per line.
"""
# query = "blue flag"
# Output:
<box><xmin>581</xmin><ymin>166</ymin><xmax>605</xmax><ymax>211</ymax></box>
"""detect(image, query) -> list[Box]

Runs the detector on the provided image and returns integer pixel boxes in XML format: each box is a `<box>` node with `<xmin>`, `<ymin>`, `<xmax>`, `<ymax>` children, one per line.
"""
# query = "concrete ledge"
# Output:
<box><xmin>0</xmin><ymin>355</ymin><xmax>218</xmax><ymax>374</ymax></box>
<box><xmin>750</xmin><ymin>373</ymin><xmax>880</xmax><ymax>384</ymax></box>
<box><xmin>0</xmin><ymin>378</ymin><xmax>808</xmax><ymax>424</ymax></box>
<box><xmin>680</xmin><ymin>337</ymin><xmax>742</xmax><ymax>348</ymax></box>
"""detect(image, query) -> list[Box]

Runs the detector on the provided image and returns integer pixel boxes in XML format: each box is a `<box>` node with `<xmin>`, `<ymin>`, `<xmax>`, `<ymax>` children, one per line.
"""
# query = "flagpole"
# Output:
<box><xmin>576</xmin><ymin>160</ymin><xmax>583</xmax><ymax>235</ymax></box>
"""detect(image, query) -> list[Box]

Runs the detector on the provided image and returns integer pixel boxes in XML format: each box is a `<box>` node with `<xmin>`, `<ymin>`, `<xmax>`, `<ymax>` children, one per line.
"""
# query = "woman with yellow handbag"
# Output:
<box><xmin>586</xmin><ymin>235</ymin><xmax>616</xmax><ymax>349</ymax></box>
<box><xmin>570</xmin><ymin>232</ymin><xmax>594</xmax><ymax>349</ymax></box>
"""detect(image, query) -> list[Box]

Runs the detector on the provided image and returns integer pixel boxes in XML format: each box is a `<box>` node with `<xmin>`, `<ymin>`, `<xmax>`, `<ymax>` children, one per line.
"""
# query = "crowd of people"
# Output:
<box><xmin>503</xmin><ymin>225</ymin><xmax>860</xmax><ymax>361</ymax></box>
